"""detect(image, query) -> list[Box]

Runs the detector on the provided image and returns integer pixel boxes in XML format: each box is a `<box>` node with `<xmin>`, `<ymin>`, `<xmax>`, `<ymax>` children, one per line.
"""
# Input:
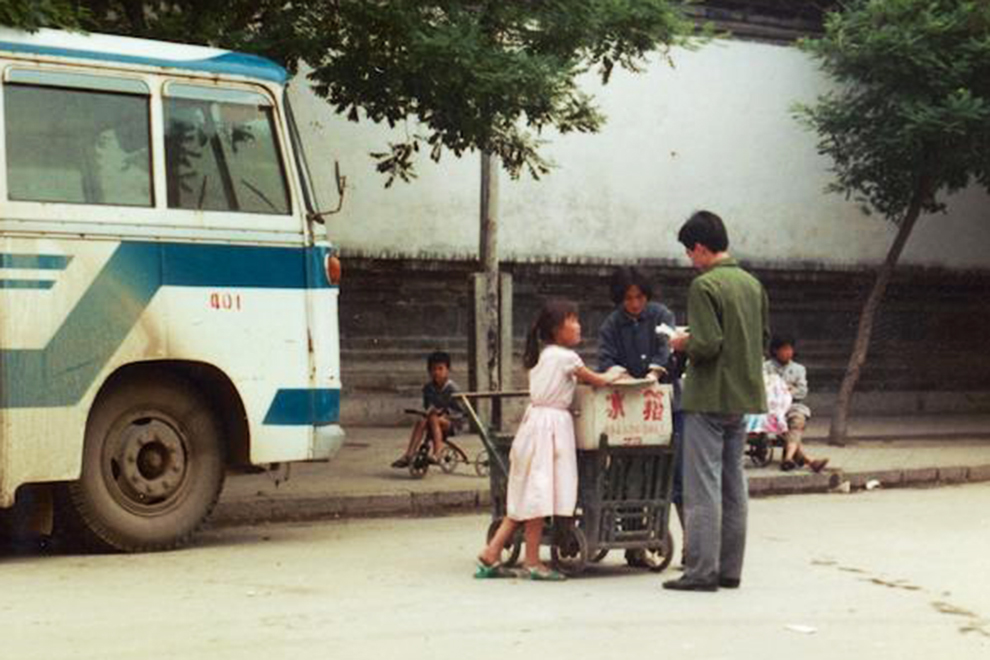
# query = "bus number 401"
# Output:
<box><xmin>209</xmin><ymin>292</ymin><xmax>242</xmax><ymax>311</ymax></box>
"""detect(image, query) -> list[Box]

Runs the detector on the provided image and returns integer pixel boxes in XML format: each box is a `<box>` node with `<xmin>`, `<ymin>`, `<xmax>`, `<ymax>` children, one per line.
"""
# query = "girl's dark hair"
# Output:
<box><xmin>523</xmin><ymin>299</ymin><xmax>578</xmax><ymax>369</ymax></box>
<box><xmin>609</xmin><ymin>266</ymin><xmax>653</xmax><ymax>306</ymax></box>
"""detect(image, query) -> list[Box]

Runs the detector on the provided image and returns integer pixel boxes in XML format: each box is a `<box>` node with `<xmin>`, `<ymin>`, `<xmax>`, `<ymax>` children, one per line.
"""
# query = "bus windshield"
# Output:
<box><xmin>284</xmin><ymin>92</ymin><xmax>318</xmax><ymax>216</ymax></box>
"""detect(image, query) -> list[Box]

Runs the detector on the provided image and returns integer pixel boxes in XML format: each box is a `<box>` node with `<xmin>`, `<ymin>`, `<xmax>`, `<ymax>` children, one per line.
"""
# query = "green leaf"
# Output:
<box><xmin>14</xmin><ymin>0</ymin><xmax>695</xmax><ymax>184</ymax></box>
<box><xmin>798</xmin><ymin>0</ymin><xmax>990</xmax><ymax>222</ymax></box>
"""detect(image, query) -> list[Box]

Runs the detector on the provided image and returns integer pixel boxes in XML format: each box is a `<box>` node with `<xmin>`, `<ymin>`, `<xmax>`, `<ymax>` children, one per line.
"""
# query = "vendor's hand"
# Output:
<box><xmin>670</xmin><ymin>332</ymin><xmax>690</xmax><ymax>353</ymax></box>
<box><xmin>647</xmin><ymin>366</ymin><xmax>667</xmax><ymax>382</ymax></box>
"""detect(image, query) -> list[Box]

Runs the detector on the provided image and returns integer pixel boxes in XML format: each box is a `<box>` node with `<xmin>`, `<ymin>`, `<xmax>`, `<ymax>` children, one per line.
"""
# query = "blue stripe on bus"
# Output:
<box><xmin>263</xmin><ymin>388</ymin><xmax>341</xmax><ymax>426</ymax></box>
<box><xmin>0</xmin><ymin>240</ymin><xmax>334</xmax><ymax>409</ymax></box>
<box><xmin>0</xmin><ymin>279</ymin><xmax>55</xmax><ymax>289</ymax></box>
<box><xmin>0</xmin><ymin>41</ymin><xmax>288</xmax><ymax>84</ymax></box>
<box><xmin>160</xmin><ymin>243</ymin><xmax>331</xmax><ymax>290</ymax></box>
<box><xmin>0</xmin><ymin>253</ymin><xmax>72</xmax><ymax>269</ymax></box>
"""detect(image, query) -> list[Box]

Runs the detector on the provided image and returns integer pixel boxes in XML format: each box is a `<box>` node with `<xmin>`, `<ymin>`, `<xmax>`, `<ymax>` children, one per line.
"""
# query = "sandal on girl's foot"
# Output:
<box><xmin>780</xmin><ymin>460</ymin><xmax>796</xmax><ymax>472</ymax></box>
<box><xmin>391</xmin><ymin>456</ymin><xmax>410</xmax><ymax>468</ymax></box>
<box><xmin>525</xmin><ymin>566</ymin><xmax>567</xmax><ymax>582</ymax></box>
<box><xmin>475</xmin><ymin>563</ymin><xmax>507</xmax><ymax>579</ymax></box>
<box><xmin>475</xmin><ymin>556</ymin><xmax>511</xmax><ymax>579</ymax></box>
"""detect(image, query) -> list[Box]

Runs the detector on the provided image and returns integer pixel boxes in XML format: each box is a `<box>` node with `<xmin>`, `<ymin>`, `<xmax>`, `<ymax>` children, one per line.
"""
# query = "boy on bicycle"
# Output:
<box><xmin>391</xmin><ymin>351</ymin><xmax>465</xmax><ymax>468</ymax></box>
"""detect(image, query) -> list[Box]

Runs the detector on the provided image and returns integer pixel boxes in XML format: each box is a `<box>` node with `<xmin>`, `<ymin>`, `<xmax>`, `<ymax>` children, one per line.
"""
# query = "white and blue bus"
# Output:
<box><xmin>0</xmin><ymin>28</ymin><xmax>344</xmax><ymax>551</ymax></box>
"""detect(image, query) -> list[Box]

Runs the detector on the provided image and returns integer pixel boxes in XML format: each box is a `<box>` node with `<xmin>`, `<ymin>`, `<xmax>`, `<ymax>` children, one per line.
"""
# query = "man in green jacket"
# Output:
<box><xmin>664</xmin><ymin>211</ymin><xmax>769</xmax><ymax>592</ymax></box>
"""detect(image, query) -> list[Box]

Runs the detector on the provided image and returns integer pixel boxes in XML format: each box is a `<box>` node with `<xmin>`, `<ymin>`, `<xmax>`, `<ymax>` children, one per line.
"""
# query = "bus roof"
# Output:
<box><xmin>0</xmin><ymin>27</ymin><xmax>288</xmax><ymax>84</ymax></box>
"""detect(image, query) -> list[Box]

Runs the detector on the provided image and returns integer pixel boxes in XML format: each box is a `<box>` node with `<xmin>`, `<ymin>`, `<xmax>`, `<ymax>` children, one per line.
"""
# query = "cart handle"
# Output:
<box><xmin>456</xmin><ymin>390</ymin><xmax>529</xmax><ymax>399</ymax></box>
<box><xmin>454</xmin><ymin>391</ymin><xmax>527</xmax><ymax>477</ymax></box>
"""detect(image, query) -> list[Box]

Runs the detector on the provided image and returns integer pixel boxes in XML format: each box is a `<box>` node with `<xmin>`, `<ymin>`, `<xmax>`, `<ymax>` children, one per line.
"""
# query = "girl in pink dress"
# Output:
<box><xmin>477</xmin><ymin>300</ymin><xmax>624</xmax><ymax>580</ymax></box>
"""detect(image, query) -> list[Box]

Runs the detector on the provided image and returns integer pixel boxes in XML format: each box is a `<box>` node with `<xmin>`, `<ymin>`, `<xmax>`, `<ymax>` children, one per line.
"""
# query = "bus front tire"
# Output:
<box><xmin>59</xmin><ymin>375</ymin><xmax>225</xmax><ymax>553</ymax></box>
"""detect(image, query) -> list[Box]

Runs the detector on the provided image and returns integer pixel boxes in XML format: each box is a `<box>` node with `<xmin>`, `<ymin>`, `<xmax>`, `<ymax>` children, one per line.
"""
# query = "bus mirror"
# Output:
<box><xmin>308</xmin><ymin>160</ymin><xmax>347</xmax><ymax>224</ymax></box>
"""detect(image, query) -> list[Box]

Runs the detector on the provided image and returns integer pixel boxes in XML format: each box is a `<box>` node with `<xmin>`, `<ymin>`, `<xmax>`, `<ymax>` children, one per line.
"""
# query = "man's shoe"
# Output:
<box><xmin>662</xmin><ymin>576</ymin><xmax>718</xmax><ymax>592</ymax></box>
<box><xmin>718</xmin><ymin>577</ymin><xmax>740</xmax><ymax>589</ymax></box>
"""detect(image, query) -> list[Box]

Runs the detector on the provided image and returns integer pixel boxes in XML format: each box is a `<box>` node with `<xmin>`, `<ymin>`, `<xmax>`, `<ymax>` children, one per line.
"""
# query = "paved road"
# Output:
<box><xmin>2</xmin><ymin>484</ymin><xmax>988</xmax><ymax>659</ymax></box>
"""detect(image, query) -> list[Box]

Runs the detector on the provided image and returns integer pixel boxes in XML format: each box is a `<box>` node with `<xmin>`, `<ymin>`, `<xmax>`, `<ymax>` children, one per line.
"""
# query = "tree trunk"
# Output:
<box><xmin>828</xmin><ymin>184</ymin><xmax>929</xmax><ymax>445</ymax></box>
<box><xmin>479</xmin><ymin>152</ymin><xmax>501</xmax><ymax>425</ymax></box>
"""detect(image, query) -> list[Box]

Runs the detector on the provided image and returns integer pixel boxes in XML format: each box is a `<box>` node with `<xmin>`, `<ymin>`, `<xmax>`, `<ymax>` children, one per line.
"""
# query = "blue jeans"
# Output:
<box><xmin>682</xmin><ymin>412</ymin><xmax>748</xmax><ymax>583</ymax></box>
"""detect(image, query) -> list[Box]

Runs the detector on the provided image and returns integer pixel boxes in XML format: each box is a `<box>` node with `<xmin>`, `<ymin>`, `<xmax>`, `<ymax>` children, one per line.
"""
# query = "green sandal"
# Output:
<box><xmin>525</xmin><ymin>566</ymin><xmax>567</xmax><ymax>581</ymax></box>
<box><xmin>475</xmin><ymin>559</ymin><xmax>514</xmax><ymax>579</ymax></box>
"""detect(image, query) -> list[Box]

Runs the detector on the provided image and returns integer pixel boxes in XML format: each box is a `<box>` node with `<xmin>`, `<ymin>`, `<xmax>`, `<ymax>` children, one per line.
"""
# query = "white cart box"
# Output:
<box><xmin>573</xmin><ymin>380</ymin><xmax>673</xmax><ymax>449</ymax></box>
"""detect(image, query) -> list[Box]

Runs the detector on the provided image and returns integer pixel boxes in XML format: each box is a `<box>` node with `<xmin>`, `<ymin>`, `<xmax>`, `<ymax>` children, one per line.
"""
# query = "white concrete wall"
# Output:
<box><xmin>289</xmin><ymin>38</ymin><xmax>990</xmax><ymax>270</ymax></box>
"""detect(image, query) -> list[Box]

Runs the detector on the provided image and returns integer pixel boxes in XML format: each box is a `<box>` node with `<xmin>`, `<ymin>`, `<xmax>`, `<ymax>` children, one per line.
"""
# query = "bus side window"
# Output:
<box><xmin>3</xmin><ymin>76</ymin><xmax>152</xmax><ymax>207</ymax></box>
<box><xmin>163</xmin><ymin>85</ymin><xmax>290</xmax><ymax>215</ymax></box>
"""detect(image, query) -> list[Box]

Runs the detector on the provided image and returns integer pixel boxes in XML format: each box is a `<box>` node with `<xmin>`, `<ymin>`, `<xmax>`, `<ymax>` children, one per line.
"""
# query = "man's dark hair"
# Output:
<box><xmin>677</xmin><ymin>210</ymin><xmax>729</xmax><ymax>253</ymax></box>
<box><xmin>426</xmin><ymin>350</ymin><xmax>451</xmax><ymax>370</ymax></box>
<box><xmin>770</xmin><ymin>334</ymin><xmax>795</xmax><ymax>353</ymax></box>
<box><xmin>609</xmin><ymin>266</ymin><xmax>654</xmax><ymax>306</ymax></box>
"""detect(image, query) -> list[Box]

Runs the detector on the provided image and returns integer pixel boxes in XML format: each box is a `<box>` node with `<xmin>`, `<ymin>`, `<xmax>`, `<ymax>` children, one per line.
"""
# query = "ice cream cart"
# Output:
<box><xmin>462</xmin><ymin>379</ymin><xmax>677</xmax><ymax>576</ymax></box>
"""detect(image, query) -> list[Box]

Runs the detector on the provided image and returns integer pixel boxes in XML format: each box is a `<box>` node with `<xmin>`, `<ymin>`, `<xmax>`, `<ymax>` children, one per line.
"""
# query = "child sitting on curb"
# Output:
<box><xmin>766</xmin><ymin>335</ymin><xmax>828</xmax><ymax>473</ymax></box>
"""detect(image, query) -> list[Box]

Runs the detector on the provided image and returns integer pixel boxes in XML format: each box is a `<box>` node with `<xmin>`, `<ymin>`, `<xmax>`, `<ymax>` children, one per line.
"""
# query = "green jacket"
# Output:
<box><xmin>682</xmin><ymin>257</ymin><xmax>769</xmax><ymax>414</ymax></box>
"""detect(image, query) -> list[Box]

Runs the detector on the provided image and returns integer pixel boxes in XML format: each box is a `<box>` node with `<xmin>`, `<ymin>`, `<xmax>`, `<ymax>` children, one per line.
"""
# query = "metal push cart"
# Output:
<box><xmin>458</xmin><ymin>382</ymin><xmax>677</xmax><ymax>576</ymax></box>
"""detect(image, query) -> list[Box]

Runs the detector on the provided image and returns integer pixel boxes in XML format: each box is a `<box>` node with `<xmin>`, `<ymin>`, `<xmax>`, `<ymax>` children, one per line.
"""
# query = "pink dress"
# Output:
<box><xmin>506</xmin><ymin>345</ymin><xmax>583</xmax><ymax>521</ymax></box>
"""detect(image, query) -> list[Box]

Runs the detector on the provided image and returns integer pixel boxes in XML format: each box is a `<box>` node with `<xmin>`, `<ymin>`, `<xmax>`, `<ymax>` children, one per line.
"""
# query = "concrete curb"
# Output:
<box><xmin>208</xmin><ymin>463</ymin><xmax>990</xmax><ymax>529</ymax></box>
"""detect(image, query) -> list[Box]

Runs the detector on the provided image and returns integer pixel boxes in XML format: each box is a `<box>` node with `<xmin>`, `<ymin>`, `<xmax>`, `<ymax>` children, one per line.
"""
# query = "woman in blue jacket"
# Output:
<box><xmin>598</xmin><ymin>267</ymin><xmax>675</xmax><ymax>378</ymax></box>
<box><xmin>598</xmin><ymin>267</ymin><xmax>685</xmax><ymax>566</ymax></box>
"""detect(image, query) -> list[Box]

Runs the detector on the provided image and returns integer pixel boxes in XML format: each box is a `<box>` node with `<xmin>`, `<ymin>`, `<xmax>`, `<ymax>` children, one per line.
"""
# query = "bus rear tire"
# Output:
<box><xmin>60</xmin><ymin>374</ymin><xmax>225</xmax><ymax>552</ymax></box>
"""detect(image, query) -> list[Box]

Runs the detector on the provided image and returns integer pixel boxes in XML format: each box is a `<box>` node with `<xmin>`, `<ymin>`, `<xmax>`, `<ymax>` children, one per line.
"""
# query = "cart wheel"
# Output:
<box><xmin>551</xmin><ymin>524</ymin><xmax>588</xmax><ymax>576</ymax></box>
<box><xmin>624</xmin><ymin>549</ymin><xmax>649</xmax><ymax>568</ymax></box>
<box><xmin>748</xmin><ymin>436</ymin><xmax>773</xmax><ymax>467</ymax></box>
<box><xmin>486</xmin><ymin>519</ymin><xmax>522</xmax><ymax>567</ymax></box>
<box><xmin>474</xmin><ymin>450</ymin><xmax>490</xmax><ymax>477</ymax></box>
<box><xmin>591</xmin><ymin>549</ymin><xmax>609</xmax><ymax>563</ymax></box>
<box><xmin>642</xmin><ymin>528</ymin><xmax>676</xmax><ymax>573</ymax></box>
<box><xmin>438</xmin><ymin>445</ymin><xmax>459</xmax><ymax>474</ymax></box>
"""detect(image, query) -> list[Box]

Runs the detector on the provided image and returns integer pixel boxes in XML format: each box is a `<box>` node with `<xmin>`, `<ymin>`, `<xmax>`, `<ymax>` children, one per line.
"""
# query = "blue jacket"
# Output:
<box><xmin>598</xmin><ymin>301</ymin><xmax>675</xmax><ymax>379</ymax></box>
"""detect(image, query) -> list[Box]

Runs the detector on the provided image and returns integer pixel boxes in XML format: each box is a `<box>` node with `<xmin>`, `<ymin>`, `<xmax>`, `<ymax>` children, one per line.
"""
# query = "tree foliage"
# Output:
<box><xmin>0</xmin><ymin>1</ymin><xmax>695</xmax><ymax>185</ymax></box>
<box><xmin>797</xmin><ymin>0</ymin><xmax>990</xmax><ymax>221</ymax></box>
<box><xmin>796</xmin><ymin>0</ymin><xmax>990</xmax><ymax>443</ymax></box>
<box><xmin>0</xmin><ymin>0</ymin><xmax>83</xmax><ymax>30</ymax></box>
<box><xmin>302</xmin><ymin>1</ymin><xmax>694</xmax><ymax>184</ymax></box>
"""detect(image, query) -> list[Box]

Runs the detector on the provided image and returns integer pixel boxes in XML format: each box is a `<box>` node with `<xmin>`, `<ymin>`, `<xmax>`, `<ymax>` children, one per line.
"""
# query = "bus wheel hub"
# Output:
<box><xmin>120</xmin><ymin>421</ymin><xmax>186</xmax><ymax>500</ymax></box>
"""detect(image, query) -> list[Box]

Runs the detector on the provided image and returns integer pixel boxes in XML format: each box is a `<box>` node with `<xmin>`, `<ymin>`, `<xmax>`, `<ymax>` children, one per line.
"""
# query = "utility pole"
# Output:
<box><xmin>478</xmin><ymin>152</ymin><xmax>500</xmax><ymax>425</ymax></box>
<box><xmin>470</xmin><ymin>152</ymin><xmax>513</xmax><ymax>430</ymax></box>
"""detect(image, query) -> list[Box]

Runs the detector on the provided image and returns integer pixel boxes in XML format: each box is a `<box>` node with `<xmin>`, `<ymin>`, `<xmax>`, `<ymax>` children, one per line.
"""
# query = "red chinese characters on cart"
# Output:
<box><xmin>573</xmin><ymin>380</ymin><xmax>673</xmax><ymax>449</ymax></box>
